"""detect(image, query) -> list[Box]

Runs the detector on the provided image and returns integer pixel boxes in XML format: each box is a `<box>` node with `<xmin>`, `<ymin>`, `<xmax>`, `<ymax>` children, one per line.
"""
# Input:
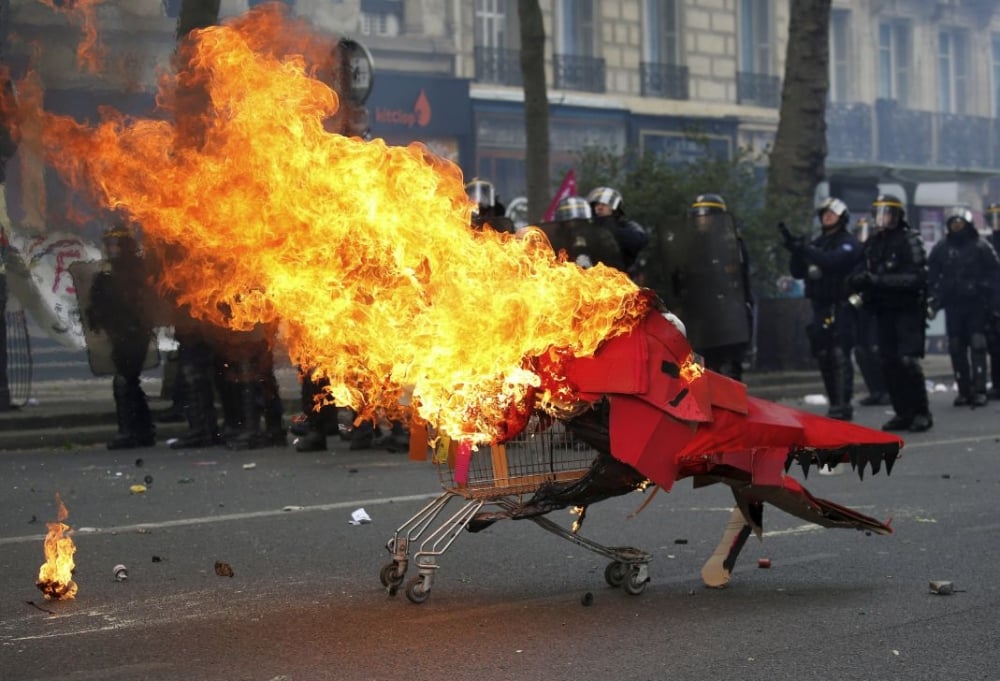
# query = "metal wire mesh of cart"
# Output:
<box><xmin>437</xmin><ymin>414</ymin><xmax>597</xmax><ymax>499</ymax></box>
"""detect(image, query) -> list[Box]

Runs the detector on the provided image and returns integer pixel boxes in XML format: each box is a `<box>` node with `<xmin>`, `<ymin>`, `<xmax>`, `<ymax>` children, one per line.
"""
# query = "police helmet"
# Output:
<box><xmin>871</xmin><ymin>194</ymin><xmax>905</xmax><ymax>229</ymax></box>
<box><xmin>102</xmin><ymin>223</ymin><xmax>135</xmax><ymax>244</ymax></box>
<box><xmin>102</xmin><ymin>223</ymin><xmax>139</xmax><ymax>258</ymax></box>
<box><xmin>465</xmin><ymin>179</ymin><xmax>496</xmax><ymax>215</ymax></box>
<box><xmin>586</xmin><ymin>186</ymin><xmax>624</xmax><ymax>214</ymax></box>
<box><xmin>987</xmin><ymin>202</ymin><xmax>1000</xmax><ymax>231</ymax></box>
<box><xmin>689</xmin><ymin>193</ymin><xmax>727</xmax><ymax>217</ymax></box>
<box><xmin>817</xmin><ymin>196</ymin><xmax>850</xmax><ymax>225</ymax></box>
<box><xmin>554</xmin><ymin>196</ymin><xmax>592</xmax><ymax>222</ymax></box>
<box><xmin>945</xmin><ymin>206</ymin><xmax>974</xmax><ymax>232</ymax></box>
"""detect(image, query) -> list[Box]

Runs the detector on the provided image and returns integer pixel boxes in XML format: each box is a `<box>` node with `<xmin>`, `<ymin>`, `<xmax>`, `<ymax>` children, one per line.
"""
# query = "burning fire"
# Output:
<box><xmin>8</xmin><ymin>4</ymin><xmax>649</xmax><ymax>442</ymax></box>
<box><xmin>36</xmin><ymin>494</ymin><xmax>78</xmax><ymax>600</ymax></box>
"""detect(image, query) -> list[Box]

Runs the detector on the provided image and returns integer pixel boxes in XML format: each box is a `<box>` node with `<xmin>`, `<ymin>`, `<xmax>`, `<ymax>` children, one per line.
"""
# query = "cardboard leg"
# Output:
<box><xmin>701</xmin><ymin>506</ymin><xmax>753</xmax><ymax>588</ymax></box>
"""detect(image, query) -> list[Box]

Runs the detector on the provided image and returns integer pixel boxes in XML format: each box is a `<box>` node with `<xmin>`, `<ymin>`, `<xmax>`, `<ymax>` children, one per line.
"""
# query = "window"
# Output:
<box><xmin>475</xmin><ymin>0</ymin><xmax>508</xmax><ymax>48</ymax></box>
<box><xmin>644</xmin><ymin>0</ymin><xmax>680</xmax><ymax>65</ymax></box>
<box><xmin>739</xmin><ymin>0</ymin><xmax>772</xmax><ymax>74</ymax></box>
<box><xmin>560</xmin><ymin>0</ymin><xmax>596</xmax><ymax>57</ymax></box>
<box><xmin>877</xmin><ymin>20</ymin><xmax>911</xmax><ymax>105</ymax></box>
<box><xmin>360</xmin><ymin>0</ymin><xmax>402</xmax><ymax>37</ymax></box>
<box><xmin>360</xmin><ymin>12</ymin><xmax>400</xmax><ymax>37</ymax></box>
<box><xmin>938</xmin><ymin>29</ymin><xmax>969</xmax><ymax>115</ymax></box>
<box><xmin>829</xmin><ymin>9</ymin><xmax>850</xmax><ymax>103</ymax></box>
<box><xmin>993</xmin><ymin>34</ymin><xmax>1000</xmax><ymax>117</ymax></box>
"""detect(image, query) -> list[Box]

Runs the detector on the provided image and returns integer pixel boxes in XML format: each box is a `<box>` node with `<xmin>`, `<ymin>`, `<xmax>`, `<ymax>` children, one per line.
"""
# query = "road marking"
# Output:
<box><xmin>0</xmin><ymin>492</ymin><xmax>441</xmax><ymax>546</ymax></box>
<box><xmin>902</xmin><ymin>434</ymin><xmax>1000</xmax><ymax>449</ymax></box>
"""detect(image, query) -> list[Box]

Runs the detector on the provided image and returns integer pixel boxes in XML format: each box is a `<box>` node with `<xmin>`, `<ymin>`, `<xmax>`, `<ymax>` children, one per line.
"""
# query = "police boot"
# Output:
<box><xmin>855</xmin><ymin>347</ymin><xmax>889</xmax><ymax>406</ymax></box>
<box><xmin>989</xmin><ymin>353</ymin><xmax>1000</xmax><ymax>399</ymax></box>
<box><xmin>261</xmin><ymin>374</ymin><xmax>287</xmax><ymax>446</ymax></box>
<box><xmin>170</xmin><ymin>367</ymin><xmax>220</xmax><ymax>449</ymax></box>
<box><xmin>217</xmin><ymin>379</ymin><xmax>244</xmax><ymax>444</ymax></box>
<box><xmin>906</xmin><ymin>360</ymin><xmax>933</xmax><ymax>433</ymax></box>
<box><xmin>971</xmin><ymin>339</ymin><xmax>989</xmax><ymax>407</ymax></box>
<box><xmin>375</xmin><ymin>420</ymin><xmax>410</xmax><ymax>452</ymax></box>
<box><xmin>950</xmin><ymin>336</ymin><xmax>972</xmax><ymax>406</ymax></box>
<box><xmin>294</xmin><ymin>429</ymin><xmax>327</xmax><ymax>452</ymax></box>
<box><xmin>349</xmin><ymin>420</ymin><xmax>375</xmax><ymax>451</ymax></box>
<box><xmin>826</xmin><ymin>349</ymin><xmax>854</xmax><ymax>421</ymax></box>
<box><xmin>108</xmin><ymin>374</ymin><xmax>155</xmax><ymax>450</ymax></box>
<box><xmin>228</xmin><ymin>382</ymin><xmax>265</xmax><ymax>450</ymax></box>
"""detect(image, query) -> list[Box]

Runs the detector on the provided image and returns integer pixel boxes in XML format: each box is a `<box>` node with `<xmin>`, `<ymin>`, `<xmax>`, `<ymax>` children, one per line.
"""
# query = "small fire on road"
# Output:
<box><xmin>36</xmin><ymin>494</ymin><xmax>78</xmax><ymax>600</ymax></box>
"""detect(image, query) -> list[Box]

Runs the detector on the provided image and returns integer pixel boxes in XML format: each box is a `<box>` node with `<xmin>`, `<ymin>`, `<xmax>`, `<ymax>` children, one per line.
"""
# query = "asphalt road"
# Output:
<box><xmin>1</xmin><ymin>392</ymin><xmax>999</xmax><ymax>681</ymax></box>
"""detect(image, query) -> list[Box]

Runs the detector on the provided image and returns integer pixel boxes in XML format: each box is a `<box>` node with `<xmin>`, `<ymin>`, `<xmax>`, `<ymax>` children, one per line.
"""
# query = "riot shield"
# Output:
<box><xmin>537</xmin><ymin>218</ymin><xmax>625</xmax><ymax>271</ymax></box>
<box><xmin>659</xmin><ymin>211</ymin><xmax>750</xmax><ymax>351</ymax></box>
<box><xmin>69</xmin><ymin>260</ymin><xmax>159</xmax><ymax>377</ymax></box>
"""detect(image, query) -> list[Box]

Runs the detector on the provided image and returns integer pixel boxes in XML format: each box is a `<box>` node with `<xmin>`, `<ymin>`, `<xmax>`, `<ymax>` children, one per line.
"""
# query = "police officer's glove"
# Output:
<box><xmin>848</xmin><ymin>271</ymin><xmax>876</xmax><ymax>292</ymax></box>
<box><xmin>777</xmin><ymin>222</ymin><xmax>801</xmax><ymax>251</ymax></box>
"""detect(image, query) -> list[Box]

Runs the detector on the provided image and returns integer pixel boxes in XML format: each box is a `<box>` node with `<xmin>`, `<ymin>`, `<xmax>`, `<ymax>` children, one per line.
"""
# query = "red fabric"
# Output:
<box><xmin>541</xmin><ymin>169</ymin><xmax>578</xmax><ymax>222</ymax></box>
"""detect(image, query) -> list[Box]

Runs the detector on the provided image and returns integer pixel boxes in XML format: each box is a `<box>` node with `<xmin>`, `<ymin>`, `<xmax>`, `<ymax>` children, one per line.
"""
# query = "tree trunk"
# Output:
<box><xmin>766</xmin><ymin>0</ymin><xmax>831</xmax><ymax>216</ymax></box>
<box><xmin>173</xmin><ymin>0</ymin><xmax>220</xmax><ymax>149</ymax></box>
<box><xmin>518</xmin><ymin>0</ymin><xmax>549</xmax><ymax>222</ymax></box>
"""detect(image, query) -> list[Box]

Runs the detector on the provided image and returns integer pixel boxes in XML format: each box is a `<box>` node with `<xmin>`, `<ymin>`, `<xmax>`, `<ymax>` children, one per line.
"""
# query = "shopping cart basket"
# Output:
<box><xmin>380</xmin><ymin>413</ymin><xmax>652</xmax><ymax>604</ymax></box>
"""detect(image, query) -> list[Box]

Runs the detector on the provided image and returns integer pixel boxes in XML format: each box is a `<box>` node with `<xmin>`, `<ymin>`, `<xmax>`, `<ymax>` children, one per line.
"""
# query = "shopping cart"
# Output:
<box><xmin>380</xmin><ymin>413</ymin><xmax>652</xmax><ymax>604</ymax></box>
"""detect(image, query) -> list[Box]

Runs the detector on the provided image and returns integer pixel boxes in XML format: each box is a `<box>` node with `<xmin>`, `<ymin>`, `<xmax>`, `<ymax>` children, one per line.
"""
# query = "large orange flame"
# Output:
<box><xmin>36</xmin><ymin>493</ymin><xmax>78</xmax><ymax>600</ymax></box>
<box><xmin>12</xmin><ymin>4</ymin><xmax>648</xmax><ymax>441</ymax></box>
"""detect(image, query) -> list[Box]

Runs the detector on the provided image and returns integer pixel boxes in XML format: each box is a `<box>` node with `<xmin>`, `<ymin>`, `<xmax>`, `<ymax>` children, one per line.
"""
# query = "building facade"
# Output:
<box><xmin>4</xmin><ymin>0</ymin><xmax>1000</xmax><ymax>236</ymax></box>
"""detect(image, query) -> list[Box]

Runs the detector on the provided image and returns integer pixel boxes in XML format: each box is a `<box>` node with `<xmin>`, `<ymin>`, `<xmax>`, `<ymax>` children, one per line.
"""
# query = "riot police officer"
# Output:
<box><xmin>927</xmin><ymin>207</ymin><xmax>1000</xmax><ymax>407</ymax></box>
<box><xmin>586</xmin><ymin>186</ymin><xmax>649</xmax><ymax>281</ymax></box>
<box><xmin>548</xmin><ymin>195</ymin><xmax>626</xmax><ymax>272</ymax></box>
<box><xmin>848</xmin><ymin>195</ymin><xmax>932</xmax><ymax>432</ymax></box>
<box><xmin>781</xmin><ymin>197</ymin><xmax>862</xmax><ymax>420</ymax></box>
<box><xmin>665</xmin><ymin>194</ymin><xmax>754</xmax><ymax>381</ymax></box>
<box><xmin>466</xmin><ymin>178</ymin><xmax>514</xmax><ymax>233</ymax></box>
<box><xmin>86</xmin><ymin>224</ymin><xmax>156</xmax><ymax>449</ymax></box>
<box><xmin>850</xmin><ymin>217</ymin><xmax>890</xmax><ymax>406</ymax></box>
<box><xmin>985</xmin><ymin>202</ymin><xmax>1000</xmax><ymax>398</ymax></box>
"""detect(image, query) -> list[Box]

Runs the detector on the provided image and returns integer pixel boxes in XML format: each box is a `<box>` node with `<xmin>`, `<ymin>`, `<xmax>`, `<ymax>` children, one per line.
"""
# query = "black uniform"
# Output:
<box><xmin>849</xmin><ymin>218</ymin><xmax>932</xmax><ymax>431</ymax></box>
<box><xmin>928</xmin><ymin>222</ymin><xmax>1000</xmax><ymax>405</ymax></box>
<box><xmin>987</xmin><ymin>229</ymin><xmax>1000</xmax><ymax>398</ymax></box>
<box><xmin>787</xmin><ymin>225</ymin><xmax>862</xmax><ymax>419</ymax></box>
<box><xmin>86</xmin><ymin>237</ymin><xmax>156</xmax><ymax>449</ymax></box>
<box><xmin>601</xmin><ymin>216</ymin><xmax>649</xmax><ymax>281</ymax></box>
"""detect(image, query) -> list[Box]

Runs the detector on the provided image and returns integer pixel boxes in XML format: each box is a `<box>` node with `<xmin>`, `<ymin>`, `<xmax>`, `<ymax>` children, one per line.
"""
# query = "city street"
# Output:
<box><xmin>1</xmin><ymin>391</ymin><xmax>998</xmax><ymax>681</ymax></box>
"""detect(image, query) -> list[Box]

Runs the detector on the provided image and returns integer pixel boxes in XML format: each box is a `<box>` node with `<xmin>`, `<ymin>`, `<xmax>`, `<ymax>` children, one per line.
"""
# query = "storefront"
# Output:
<box><xmin>629</xmin><ymin>114</ymin><xmax>738</xmax><ymax>163</ymax></box>
<box><xmin>366</xmin><ymin>72</ymin><xmax>473</xmax><ymax>172</ymax></box>
<box><xmin>472</xmin><ymin>98</ymin><xmax>629</xmax><ymax>210</ymax></box>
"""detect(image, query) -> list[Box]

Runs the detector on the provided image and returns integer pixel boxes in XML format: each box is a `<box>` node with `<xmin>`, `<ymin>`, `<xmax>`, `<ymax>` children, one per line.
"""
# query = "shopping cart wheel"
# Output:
<box><xmin>380</xmin><ymin>561</ymin><xmax>405</xmax><ymax>589</ymax></box>
<box><xmin>623</xmin><ymin>568</ymin><xmax>648</xmax><ymax>596</ymax></box>
<box><xmin>404</xmin><ymin>576</ymin><xmax>430</xmax><ymax>604</ymax></box>
<box><xmin>604</xmin><ymin>561</ymin><xmax>627</xmax><ymax>588</ymax></box>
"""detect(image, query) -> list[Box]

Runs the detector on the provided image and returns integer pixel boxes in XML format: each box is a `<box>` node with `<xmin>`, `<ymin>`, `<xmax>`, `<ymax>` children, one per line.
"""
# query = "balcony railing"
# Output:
<box><xmin>474</xmin><ymin>46</ymin><xmax>523</xmax><ymax>87</ymax></box>
<box><xmin>639</xmin><ymin>62</ymin><xmax>689</xmax><ymax>100</ymax></box>
<box><xmin>825</xmin><ymin>100</ymin><xmax>1000</xmax><ymax>171</ymax></box>
<box><xmin>875</xmin><ymin>99</ymin><xmax>932</xmax><ymax>166</ymax></box>
<box><xmin>826</xmin><ymin>102</ymin><xmax>873</xmax><ymax>163</ymax></box>
<box><xmin>736</xmin><ymin>71</ymin><xmax>781</xmax><ymax>108</ymax></box>
<box><xmin>938</xmin><ymin>112</ymin><xmax>994</xmax><ymax>169</ymax></box>
<box><xmin>553</xmin><ymin>53</ymin><xmax>606</xmax><ymax>93</ymax></box>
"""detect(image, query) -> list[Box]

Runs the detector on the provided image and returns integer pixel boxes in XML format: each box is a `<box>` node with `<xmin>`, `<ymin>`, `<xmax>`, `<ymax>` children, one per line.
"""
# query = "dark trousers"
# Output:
<box><xmin>944</xmin><ymin>302</ymin><xmax>988</xmax><ymax>397</ymax></box>
<box><xmin>877</xmin><ymin>309</ymin><xmax>929</xmax><ymax>419</ymax></box>
<box><xmin>111</xmin><ymin>339</ymin><xmax>153</xmax><ymax>436</ymax></box>
<box><xmin>807</xmin><ymin>301</ymin><xmax>855</xmax><ymax>412</ymax></box>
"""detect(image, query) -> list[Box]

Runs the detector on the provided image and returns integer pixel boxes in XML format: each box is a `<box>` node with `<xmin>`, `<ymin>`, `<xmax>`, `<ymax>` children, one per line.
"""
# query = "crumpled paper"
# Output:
<box><xmin>349</xmin><ymin>508</ymin><xmax>372</xmax><ymax>525</ymax></box>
